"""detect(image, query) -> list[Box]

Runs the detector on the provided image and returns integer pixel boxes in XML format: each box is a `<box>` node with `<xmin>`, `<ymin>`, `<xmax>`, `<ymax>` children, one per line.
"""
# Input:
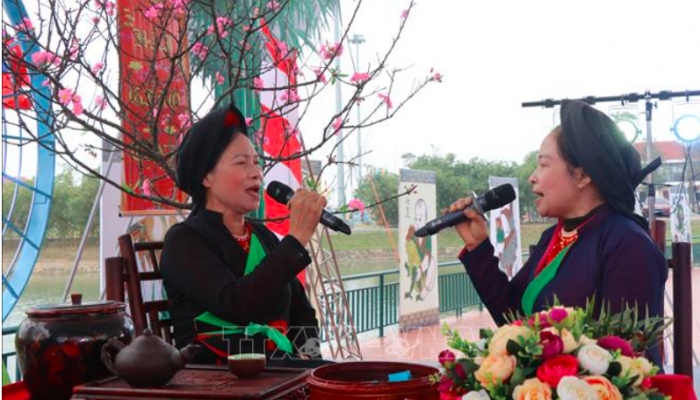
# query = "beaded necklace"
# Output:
<box><xmin>233</xmin><ymin>222</ymin><xmax>252</xmax><ymax>253</ymax></box>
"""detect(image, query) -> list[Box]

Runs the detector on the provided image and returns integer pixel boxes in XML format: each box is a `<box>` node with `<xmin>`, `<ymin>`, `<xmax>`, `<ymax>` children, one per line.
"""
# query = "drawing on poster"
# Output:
<box><xmin>403</xmin><ymin>198</ymin><xmax>436</xmax><ymax>301</ymax></box>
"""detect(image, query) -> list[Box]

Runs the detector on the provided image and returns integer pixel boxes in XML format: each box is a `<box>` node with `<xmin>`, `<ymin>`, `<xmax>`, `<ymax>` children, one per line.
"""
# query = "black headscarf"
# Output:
<box><xmin>175</xmin><ymin>103</ymin><xmax>249</xmax><ymax>214</ymax></box>
<box><xmin>560</xmin><ymin>100</ymin><xmax>661</xmax><ymax>228</ymax></box>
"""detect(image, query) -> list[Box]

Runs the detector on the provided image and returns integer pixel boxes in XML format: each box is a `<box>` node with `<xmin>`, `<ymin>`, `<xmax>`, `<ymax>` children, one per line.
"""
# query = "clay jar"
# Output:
<box><xmin>15</xmin><ymin>298</ymin><xmax>134</xmax><ymax>400</ymax></box>
<box><xmin>307</xmin><ymin>361</ymin><xmax>440</xmax><ymax>400</ymax></box>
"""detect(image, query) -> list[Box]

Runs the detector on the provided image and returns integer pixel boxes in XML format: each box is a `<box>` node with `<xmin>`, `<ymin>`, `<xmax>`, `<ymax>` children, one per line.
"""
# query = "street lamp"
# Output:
<box><xmin>349</xmin><ymin>34</ymin><xmax>365</xmax><ymax>184</ymax></box>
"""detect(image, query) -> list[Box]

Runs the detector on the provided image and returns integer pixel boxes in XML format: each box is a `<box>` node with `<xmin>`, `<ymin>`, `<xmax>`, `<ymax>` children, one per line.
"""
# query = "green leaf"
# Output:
<box><xmin>510</xmin><ymin>367</ymin><xmax>525</xmax><ymax>387</ymax></box>
<box><xmin>607</xmin><ymin>361</ymin><xmax>622</xmax><ymax>376</ymax></box>
<box><xmin>506</xmin><ymin>339</ymin><xmax>521</xmax><ymax>356</ymax></box>
<box><xmin>460</xmin><ymin>359</ymin><xmax>480</xmax><ymax>376</ymax></box>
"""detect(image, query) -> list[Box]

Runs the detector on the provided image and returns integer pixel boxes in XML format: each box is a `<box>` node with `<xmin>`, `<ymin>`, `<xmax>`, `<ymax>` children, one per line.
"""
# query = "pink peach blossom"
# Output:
<box><xmin>313</xmin><ymin>67</ymin><xmax>327</xmax><ymax>84</ymax></box>
<box><xmin>95</xmin><ymin>95</ymin><xmax>107</xmax><ymax>110</ymax></box>
<box><xmin>58</xmin><ymin>89</ymin><xmax>74</xmax><ymax>106</ymax></box>
<box><xmin>378</xmin><ymin>93</ymin><xmax>393</xmax><ymax>109</ymax></box>
<box><xmin>350</xmin><ymin>72</ymin><xmax>370</xmax><ymax>84</ymax></box>
<box><xmin>401</xmin><ymin>9</ymin><xmax>410</xmax><ymax>19</ymax></box>
<box><xmin>91</xmin><ymin>62</ymin><xmax>104</xmax><ymax>75</ymax></box>
<box><xmin>144</xmin><ymin>6</ymin><xmax>159</xmax><ymax>20</ymax></box>
<box><xmin>332</xmin><ymin>117</ymin><xmax>342</xmax><ymax>135</ymax></box>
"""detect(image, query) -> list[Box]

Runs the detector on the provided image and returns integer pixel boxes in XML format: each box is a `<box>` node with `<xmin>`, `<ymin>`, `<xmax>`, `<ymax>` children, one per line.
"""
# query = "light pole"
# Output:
<box><xmin>333</xmin><ymin>17</ymin><xmax>346</xmax><ymax>208</ymax></box>
<box><xmin>349</xmin><ymin>34</ymin><xmax>365</xmax><ymax>185</ymax></box>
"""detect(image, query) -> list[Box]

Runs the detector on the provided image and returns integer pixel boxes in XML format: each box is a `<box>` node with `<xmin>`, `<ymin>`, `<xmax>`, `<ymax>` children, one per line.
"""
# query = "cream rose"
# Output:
<box><xmin>577</xmin><ymin>344</ymin><xmax>612</xmax><ymax>375</ymax></box>
<box><xmin>583</xmin><ymin>376</ymin><xmax>623</xmax><ymax>400</ymax></box>
<box><xmin>558</xmin><ymin>329</ymin><xmax>579</xmax><ymax>354</ymax></box>
<box><xmin>462</xmin><ymin>389</ymin><xmax>490</xmax><ymax>400</ymax></box>
<box><xmin>512</xmin><ymin>378</ymin><xmax>552</xmax><ymax>400</ymax></box>
<box><xmin>616</xmin><ymin>356</ymin><xmax>644</xmax><ymax>386</ymax></box>
<box><xmin>633</xmin><ymin>357</ymin><xmax>654</xmax><ymax>376</ymax></box>
<box><xmin>487</xmin><ymin>325</ymin><xmax>533</xmax><ymax>356</ymax></box>
<box><xmin>556</xmin><ymin>376</ymin><xmax>597</xmax><ymax>400</ymax></box>
<box><xmin>474</xmin><ymin>354</ymin><xmax>516</xmax><ymax>386</ymax></box>
<box><xmin>578</xmin><ymin>334</ymin><xmax>596</xmax><ymax>346</ymax></box>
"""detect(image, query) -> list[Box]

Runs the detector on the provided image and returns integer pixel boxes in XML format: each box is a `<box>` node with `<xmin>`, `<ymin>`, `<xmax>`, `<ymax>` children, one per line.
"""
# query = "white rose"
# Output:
<box><xmin>557</xmin><ymin>376</ymin><xmax>597</xmax><ymax>400</ymax></box>
<box><xmin>577</xmin><ymin>344</ymin><xmax>612</xmax><ymax>375</ymax></box>
<box><xmin>462</xmin><ymin>389</ymin><xmax>490</xmax><ymax>400</ymax></box>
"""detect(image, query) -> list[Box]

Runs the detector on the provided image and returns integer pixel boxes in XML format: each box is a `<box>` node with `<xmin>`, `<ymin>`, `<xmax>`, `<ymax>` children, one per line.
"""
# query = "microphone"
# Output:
<box><xmin>414</xmin><ymin>184</ymin><xmax>516</xmax><ymax>237</ymax></box>
<box><xmin>266</xmin><ymin>181</ymin><xmax>352</xmax><ymax>235</ymax></box>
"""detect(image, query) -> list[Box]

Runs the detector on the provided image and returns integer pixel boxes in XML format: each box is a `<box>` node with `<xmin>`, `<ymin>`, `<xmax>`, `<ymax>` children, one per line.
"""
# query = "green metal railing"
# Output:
<box><xmin>318</xmin><ymin>260</ymin><xmax>482</xmax><ymax>341</ymax></box>
<box><xmin>2</xmin><ymin>325</ymin><xmax>20</xmax><ymax>383</ymax></box>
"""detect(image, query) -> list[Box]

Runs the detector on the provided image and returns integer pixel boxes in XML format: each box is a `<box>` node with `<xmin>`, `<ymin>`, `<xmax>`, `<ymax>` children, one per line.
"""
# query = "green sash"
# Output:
<box><xmin>195</xmin><ymin>233</ymin><xmax>293</xmax><ymax>353</ymax></box>
<box><xmin>521</xmin><ymin>243</ymin><xmax>573</xmax><ymax>316</ymax></box>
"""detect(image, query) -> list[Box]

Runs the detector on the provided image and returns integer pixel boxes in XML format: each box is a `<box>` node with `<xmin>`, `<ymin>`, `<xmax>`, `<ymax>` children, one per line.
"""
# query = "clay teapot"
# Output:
<box><xmin>101</xmin><ymin>329</ymin><xmax>198</xmax><ymax>388</ymax></box>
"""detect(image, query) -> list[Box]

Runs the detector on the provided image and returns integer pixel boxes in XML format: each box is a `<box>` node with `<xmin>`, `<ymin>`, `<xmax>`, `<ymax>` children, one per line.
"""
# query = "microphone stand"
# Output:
<box><xmin>522</xmin><ymin>89</ymin><xmax>700</xmax><ymax>240</ymax></box>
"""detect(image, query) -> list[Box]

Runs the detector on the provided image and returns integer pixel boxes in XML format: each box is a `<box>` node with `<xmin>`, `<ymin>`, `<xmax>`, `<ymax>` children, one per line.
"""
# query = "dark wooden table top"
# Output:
<box><xmin>71</xmin><ymin>365</ymin><xmax>310</xmax><ymax>400</ymax></box>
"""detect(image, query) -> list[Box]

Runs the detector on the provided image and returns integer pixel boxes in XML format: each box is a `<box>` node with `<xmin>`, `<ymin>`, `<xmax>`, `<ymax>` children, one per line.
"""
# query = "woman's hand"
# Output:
<box><xmin>287</xmin><ymin>189</ymin><xmax>327</xmax><ymax>247</ymax></box>
<box><xmin>447</xmin><ymin>197</ymin><xmax>488</xmax><ymax>251</ymax></box>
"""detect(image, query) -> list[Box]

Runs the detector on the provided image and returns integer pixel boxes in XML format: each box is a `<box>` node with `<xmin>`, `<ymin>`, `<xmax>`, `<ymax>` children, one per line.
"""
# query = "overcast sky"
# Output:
<box><xmin>300</xmin><ymin>0</ymin><xmax>700</xmax><ymax>185</ymax></box>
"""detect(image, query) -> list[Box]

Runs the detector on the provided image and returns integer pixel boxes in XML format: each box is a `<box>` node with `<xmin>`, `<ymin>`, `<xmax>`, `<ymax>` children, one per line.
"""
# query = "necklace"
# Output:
<box><xmin>233</xmin><ymin>223</ymin><xmax>251</xmax><ymax>252</ymax></box>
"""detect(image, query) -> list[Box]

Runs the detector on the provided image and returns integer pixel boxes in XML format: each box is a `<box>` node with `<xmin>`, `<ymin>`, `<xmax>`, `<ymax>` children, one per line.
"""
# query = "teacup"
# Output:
<box><xmin>227</xmin><ymin>353</ymin><xmax>266</xmax><ymax>378</ymax></box>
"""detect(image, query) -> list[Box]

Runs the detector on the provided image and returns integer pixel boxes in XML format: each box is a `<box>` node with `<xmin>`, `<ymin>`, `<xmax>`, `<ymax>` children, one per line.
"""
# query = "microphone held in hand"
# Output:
<box><xmin>414</xmin><ymin>184</ymin><xmax>516</xmax><ymax>237</ymax></box>
<box><xmin>266</xmin><ymin>181</ymin><xmax>352</xmax><ymax>235</ymax></box>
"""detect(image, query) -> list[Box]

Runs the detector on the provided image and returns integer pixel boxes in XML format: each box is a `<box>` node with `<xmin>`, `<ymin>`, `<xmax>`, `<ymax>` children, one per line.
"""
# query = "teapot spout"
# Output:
<box><xmin>174</xmin><ymin>344</ymin><xmax>200</xmax><ymax>368</ymax></box>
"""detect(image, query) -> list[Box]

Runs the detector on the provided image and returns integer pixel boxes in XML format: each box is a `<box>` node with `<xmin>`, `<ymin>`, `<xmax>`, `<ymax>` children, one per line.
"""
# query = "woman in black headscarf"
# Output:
<box><xmin>450</xmin><ymin>100</ymin><xmax>667</xmax><ymax>364</ymax></box>
<box><xmin>160</xmin><ymin>104</ymin><xmax>327</xmax><ymax>364</ymax></box>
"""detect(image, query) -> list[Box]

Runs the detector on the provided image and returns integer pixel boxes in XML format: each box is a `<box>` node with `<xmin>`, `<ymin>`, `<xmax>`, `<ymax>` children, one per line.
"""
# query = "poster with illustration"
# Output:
<box><xmin>488</xmin><ymin>176</ymin><xmax>522</xmax><ymax>280</ymax></box>
<box><xmin>670</xmin><ymin>189</ymin><xmax>692</xmax><ymax>244</ymax></box>
<box><xmin>398</xmin><ymin>169</ymin><xmax>439</xmax><ymax>332</ymax></box>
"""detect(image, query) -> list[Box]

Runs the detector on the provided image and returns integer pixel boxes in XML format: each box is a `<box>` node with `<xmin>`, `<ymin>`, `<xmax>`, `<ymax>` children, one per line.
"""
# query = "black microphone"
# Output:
<box><xmin>266</xmin><ymin>181</ymin><xmax>352</xmax><ymax>235</ymax></box>
<box><xmin>414</xmin><ymin>184</ymin><xmax>516</xmax><ymax>237</ymax></box>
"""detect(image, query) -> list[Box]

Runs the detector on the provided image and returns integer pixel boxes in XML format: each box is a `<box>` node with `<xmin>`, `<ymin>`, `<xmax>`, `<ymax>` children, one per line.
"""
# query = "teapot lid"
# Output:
<box><xmin>26</xmin><ymin>300</ymin><xmax>126</xmax><ymax>318</ymax></box>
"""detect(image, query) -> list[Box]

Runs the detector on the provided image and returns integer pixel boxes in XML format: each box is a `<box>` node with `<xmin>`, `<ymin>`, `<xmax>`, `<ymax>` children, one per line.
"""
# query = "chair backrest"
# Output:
<box><xmin>652</xmin><ymin>219</ymin><xmax>693</xmax><ymax>378</ymax></box>
<box><xmin>115</xmin><ymin>234</ymin><xmax>172</xmax><ymax>343</ymax></box>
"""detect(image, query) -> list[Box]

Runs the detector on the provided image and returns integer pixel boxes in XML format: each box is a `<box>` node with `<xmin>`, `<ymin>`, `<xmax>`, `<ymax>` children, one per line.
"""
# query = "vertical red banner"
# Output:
<box><xmin>117</xmin><ymin>0</ymin><xmax>190</xmax><ymax>215</ymax></box>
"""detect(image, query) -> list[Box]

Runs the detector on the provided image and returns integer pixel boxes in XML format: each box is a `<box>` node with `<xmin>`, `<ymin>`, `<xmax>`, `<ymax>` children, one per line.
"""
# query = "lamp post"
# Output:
<box><xmin>349</xmin><ymin>34</ymin><xmax>365</xmax><ymax>185</ymax></box>
<box><xmin>333</xmin><ymin>16</ymin><xmax>346</xmax><ymax>207</ymax></box>
<box><xmin>672</xmin><ymin>113</ymin><xmax>700</xmax><ymax>211</ymax></box>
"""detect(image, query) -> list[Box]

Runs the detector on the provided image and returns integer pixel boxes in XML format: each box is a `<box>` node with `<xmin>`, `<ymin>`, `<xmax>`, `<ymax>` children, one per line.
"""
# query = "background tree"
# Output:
<box><xmin>2</xmin><ymin>178</ymin><xmax>33</xmax><ymax>237</ymax></box>
<box><xmin>401</xmin><ymin>151</ymin><xmax>518</xmax><ymax>212</ymax></box>
<box><xmin>47</xmin><ymin>169</ymin><xmax>100</xmax><ymax>238</ymax></box>
<box><xmin>514</xmin><ymin>150</ymin><xmax>538</xmax><ymax>222</ymax></box>
<box><xmin>354</xmin><ymin>168</ymin><xmax>400</xmax><ymax>226</ymax></box>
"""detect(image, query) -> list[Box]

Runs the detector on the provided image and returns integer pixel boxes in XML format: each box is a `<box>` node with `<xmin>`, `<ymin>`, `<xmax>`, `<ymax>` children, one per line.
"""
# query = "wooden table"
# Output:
<box><xmin>71</xmin><ymin>365</ymin><xmax>310</xmax><ymax>400</ymax></box>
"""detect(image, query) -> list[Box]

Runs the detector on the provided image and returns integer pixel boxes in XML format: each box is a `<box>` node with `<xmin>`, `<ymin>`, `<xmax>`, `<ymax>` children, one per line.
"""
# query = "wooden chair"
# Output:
<box><xmin>105</xmin><ymin>234</ymin><xmax>172</xmax><ymax>343</ymax></box>
<box><xmin>652</xmin><ymin>219</ymin><xmax>693</xmax><ymax>379</ymax></box>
